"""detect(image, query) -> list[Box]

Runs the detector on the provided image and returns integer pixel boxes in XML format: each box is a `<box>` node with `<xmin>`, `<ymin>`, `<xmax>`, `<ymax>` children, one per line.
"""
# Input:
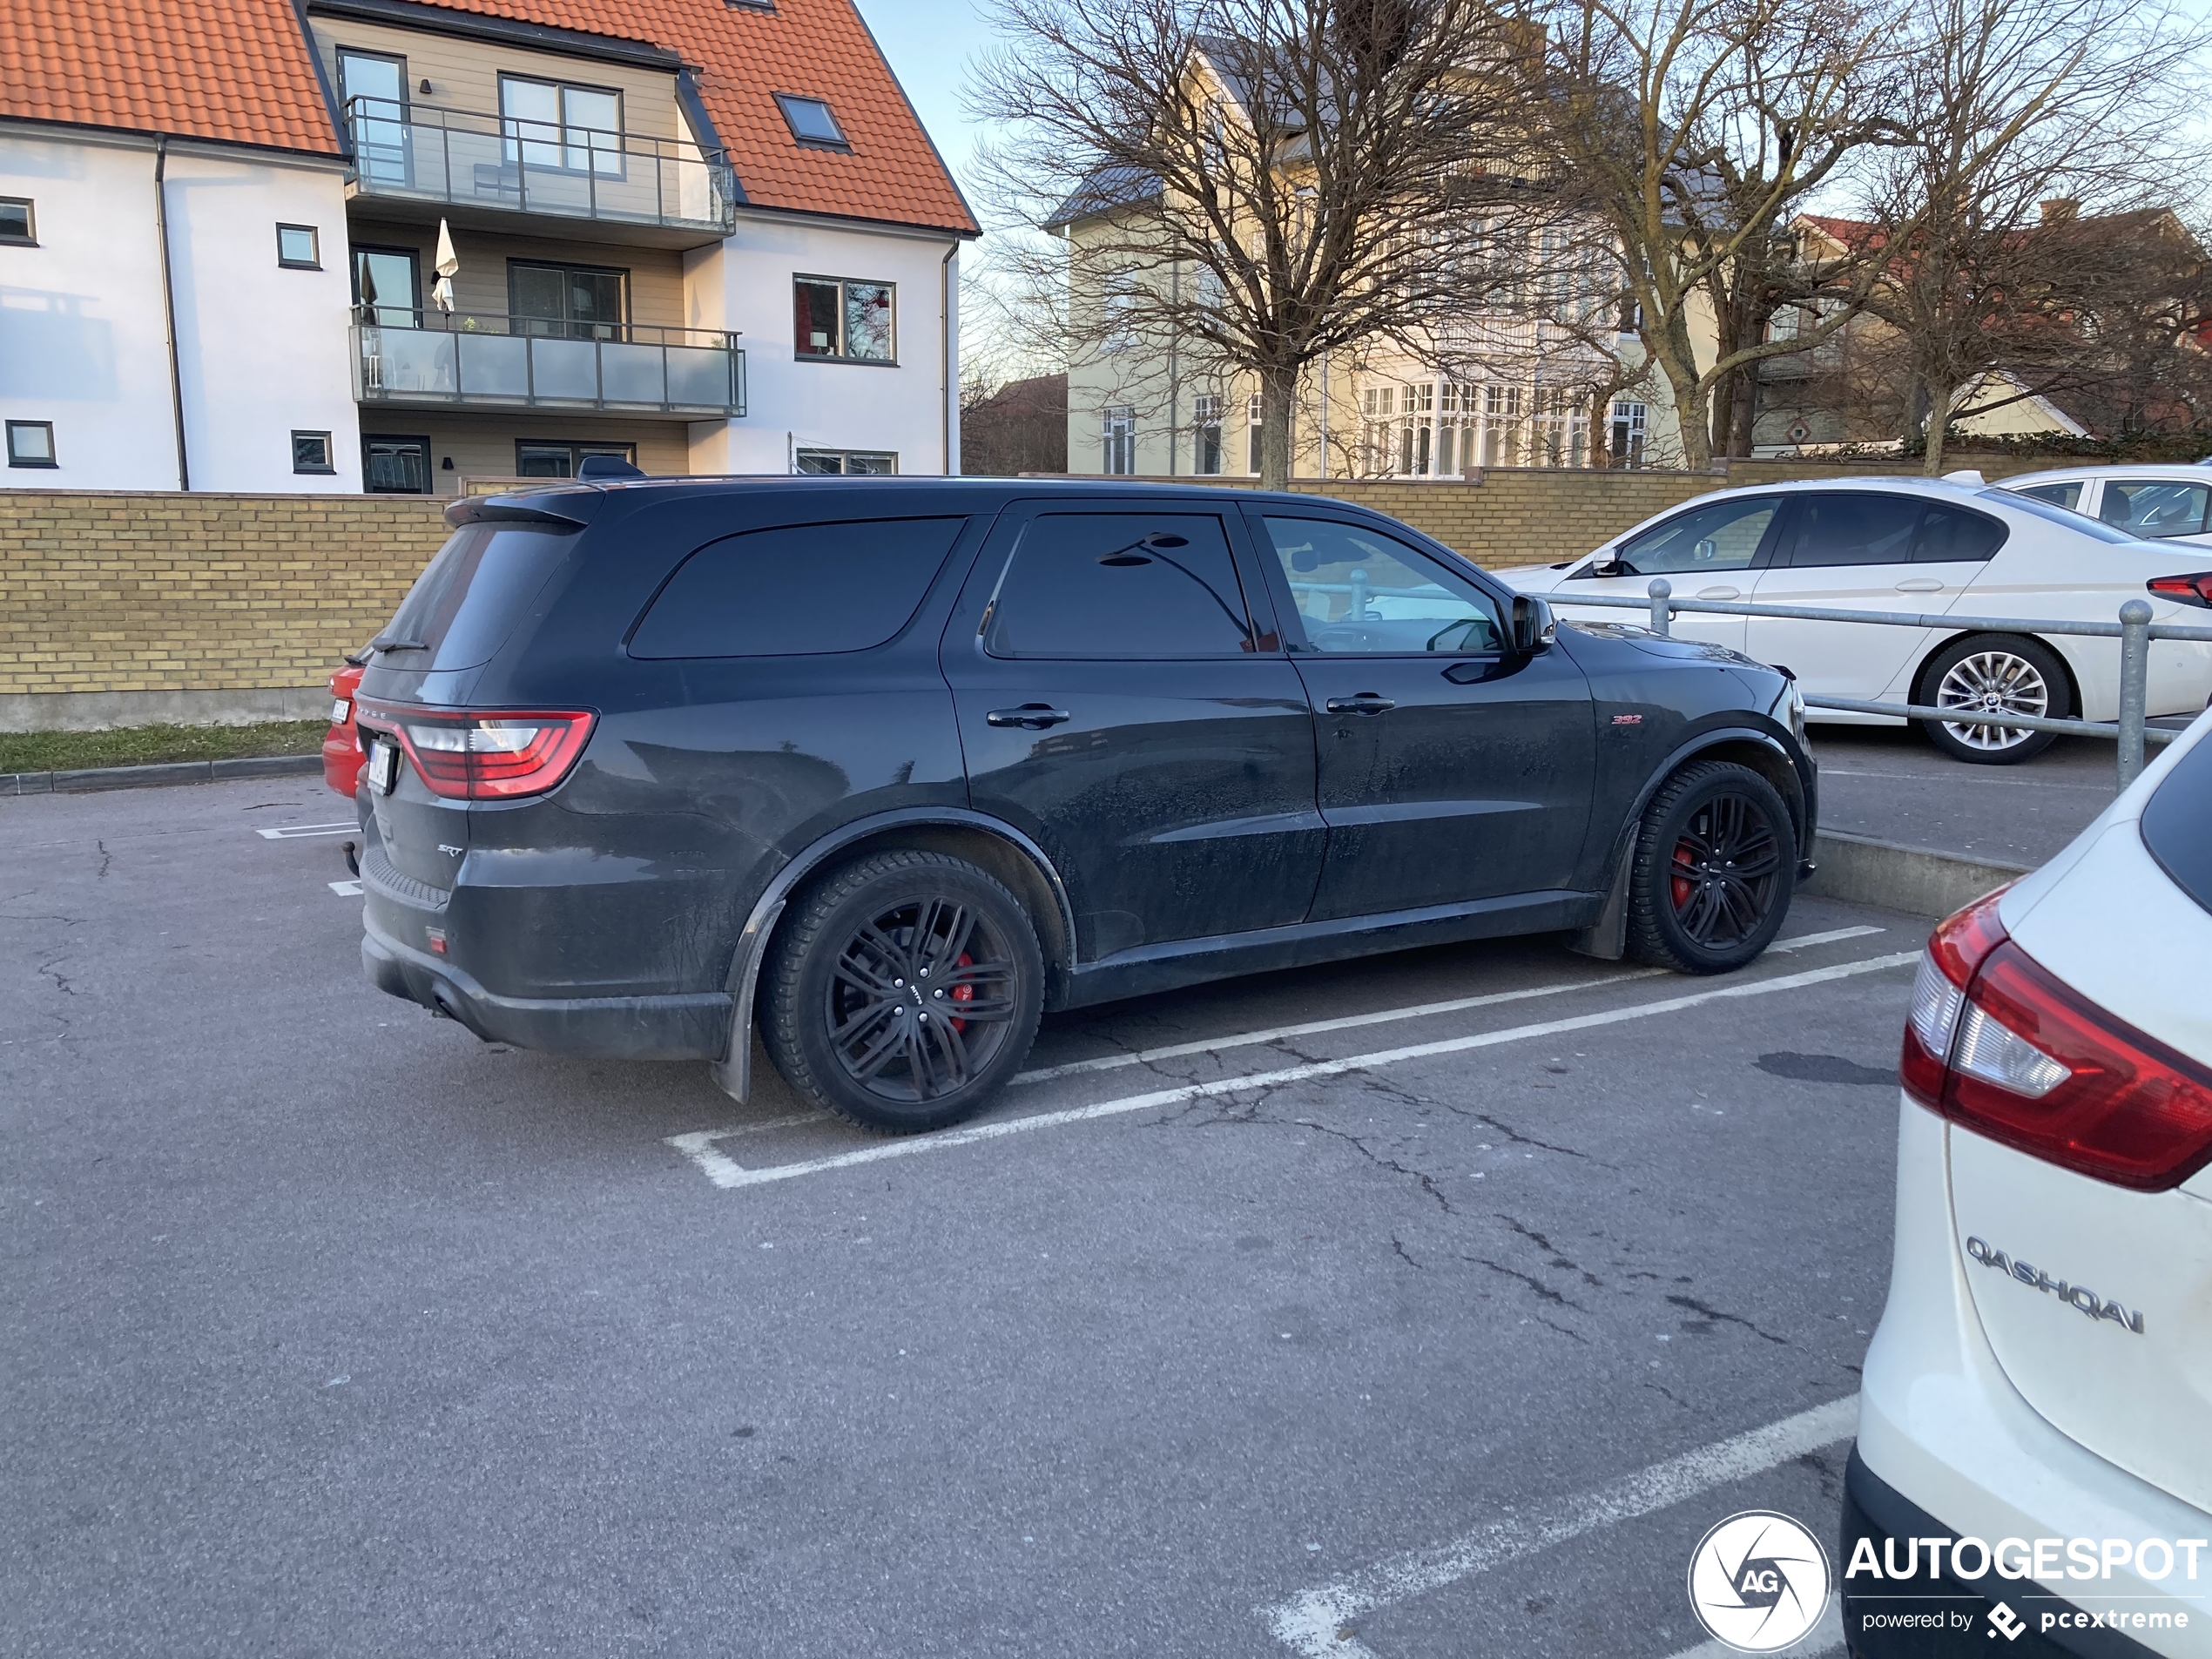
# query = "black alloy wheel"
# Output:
<box><xmin>763</xmin><ymin>849</ymin><xmax>1044</xmax><ymax>1133</ymax></box>
<box><xmin>1626</xmin><ymin>760</ymin><xmax>1796</xmax><ymax>973</ymax></box>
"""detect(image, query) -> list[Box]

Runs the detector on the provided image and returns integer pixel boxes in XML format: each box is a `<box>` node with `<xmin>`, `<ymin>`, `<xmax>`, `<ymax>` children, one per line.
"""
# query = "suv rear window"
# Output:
<box><xmin>378</xmin><ymin>523</ymin><xmax>577</xmax><ymax>671</ymax></box>
<box><xmin>630</xmin><ymin>517</ymin><xmax>967</xmax><ymax>658</ymax></box>
<box><xmin>2141</xmin><ymin>729</ymin><xmax>2212</xmax><ymax>916</ymax></box>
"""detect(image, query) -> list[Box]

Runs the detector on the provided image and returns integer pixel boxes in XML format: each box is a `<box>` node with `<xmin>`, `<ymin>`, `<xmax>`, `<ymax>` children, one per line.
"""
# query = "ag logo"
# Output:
<box><xmin>1687</xmin><ymin>1510</ymin><xmax>1833</xmax><ymax>1652</ymax></box>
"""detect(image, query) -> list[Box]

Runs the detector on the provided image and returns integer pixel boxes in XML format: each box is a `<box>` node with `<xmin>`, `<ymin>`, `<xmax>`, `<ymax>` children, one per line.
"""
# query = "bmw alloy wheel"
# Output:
<box><xmin>1934</xmin><ymin>649</ymin><xmax>2050</xmax><ymax>754</ymax></box>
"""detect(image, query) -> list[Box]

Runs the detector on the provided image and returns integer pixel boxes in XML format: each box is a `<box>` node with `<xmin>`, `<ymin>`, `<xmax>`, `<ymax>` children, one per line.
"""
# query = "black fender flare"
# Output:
<box><xmin>1569</xmin><ymin>725</ymin><xmax>1814</xmax><ymax>961</ymax></box>
<box><xmin>707</xmin><ymin>806</ymin><xmax>1078</xmax><ymax>1103</ymax></box>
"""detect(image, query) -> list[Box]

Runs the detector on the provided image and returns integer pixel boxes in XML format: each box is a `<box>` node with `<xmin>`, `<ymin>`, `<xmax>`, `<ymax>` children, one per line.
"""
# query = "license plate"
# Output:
<box><xmin>332</xmin><ymin>698</ymin><xmax>351</xmax><ymax>723</ymax></box>
<box><xmin>368</xmin><ymin>739</ymin><xmax>400</xmax><ymax>795</ymax></box>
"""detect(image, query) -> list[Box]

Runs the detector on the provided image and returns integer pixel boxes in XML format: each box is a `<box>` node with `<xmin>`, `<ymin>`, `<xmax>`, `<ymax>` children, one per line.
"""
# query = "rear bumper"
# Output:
<box><xmin>362</xmin><ymin>923</ymin><xmax>730</xmax><ymax>1059</ymax></box>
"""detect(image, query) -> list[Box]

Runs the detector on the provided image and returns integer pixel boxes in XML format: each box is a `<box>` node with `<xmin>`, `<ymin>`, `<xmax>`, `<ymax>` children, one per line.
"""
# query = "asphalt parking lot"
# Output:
<box><xmin>3</xmin><ymin>777</ymin><xmax>1932</xmax><ymax>1659</ymax></box>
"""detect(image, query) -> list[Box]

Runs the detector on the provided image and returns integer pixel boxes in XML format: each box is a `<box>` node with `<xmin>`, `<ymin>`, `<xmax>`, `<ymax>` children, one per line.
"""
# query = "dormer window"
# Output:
<box><xmin>775</xmin><ymin>94</ymin><xmax>848</xmax><ymax>150</ymax></box>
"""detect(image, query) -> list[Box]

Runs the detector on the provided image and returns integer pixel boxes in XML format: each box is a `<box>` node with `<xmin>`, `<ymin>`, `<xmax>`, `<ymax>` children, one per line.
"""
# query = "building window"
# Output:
<box><xmin>774</xmin><ymin>94</ymin><xmax>848</xmax><ymax>149</ymax></box>
<box><xmin>1192</xmin><ymin>394</ymin><xmax>1223</xmax><ymax>475</ymax></box>
<box><xmin>1102</xmin><ymin>406</ymin><xmax>1135</xmax><ymax>475</ymax></box>
<box><xmin>1482</xmin><ymin>384</ymin><xmax>1524</xmax><ymax>468</ymax></box>
<box><xmin>794</xmin><ymin>448</ymin><xmax>896</xmax><ymax>475</ymax></box>
<box><xmin>292</xmin><ymin>431</ymin><xmax>334</xmax><ymax>474</ymax></box>
<box><xmin>6</xmin><ymin>420</ymin><xmax>57</xmax><ymax>468</ymax></box>
<box><xmin>1246</xmin><ymin>394</ymin><xmax>1262</xmax><ymax>475</ymax></box>
<box><xmin>511</xmin><ymin>261</ymin><xmax>628</xmax><ymax>341</ymax></box>
<box><xmin>1362</xmin><ymin>385</ymin><xmax>1396</xmax><ymax>475</ymax></box>
<box><xmin>0</xmin><ymin>199</ymin><xmax>35</xmax><ymax>244</ymax></box>
<box><xmin>501</xmin><ymin>76</ymin><xmax>624</xmax><ymax>175</ymax></box>
<box><xmin>363</xmin><ymin>435</ymin><xmax>432</xmax><ymax>494</ymax></box>
<box><xmin>1609</xmin><ymin>400</ymin><xmax>1648</xmax><ymax>469</ymax></box>
<box><xmin>793</xmin><ymin>276</ymin><xmax>894</xmax><ymax>361</ymax></box>
<box><xmin>337</xmin><ymin>49</ymin><xmax>410</xmax><ymax>188</ymax></box>
<box><xmin>517</xmin><ymin>441</ymin><xmax>637</xmax><ymax>478</ymax></box>
<box><xmin>275</xmin><ymin>224</ymin><xmax>320</xmax><ymax>269</ymax></box>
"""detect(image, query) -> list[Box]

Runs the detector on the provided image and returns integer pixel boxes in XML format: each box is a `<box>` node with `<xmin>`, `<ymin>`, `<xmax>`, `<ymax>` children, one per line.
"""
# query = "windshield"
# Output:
<box><xmin>376</xmin><ymin>523</ymin><xmax>576</xmax><ymax>671</ymax></box>
<box><xmin>2141</xmin><ymin>724</ymin><xmax>2212</xmax><ymax>917</ymax></box>
<box><xmin>1984</xmin><ymin>489</ymin><xmax>2139</xmax><ymax>544</ymax></box>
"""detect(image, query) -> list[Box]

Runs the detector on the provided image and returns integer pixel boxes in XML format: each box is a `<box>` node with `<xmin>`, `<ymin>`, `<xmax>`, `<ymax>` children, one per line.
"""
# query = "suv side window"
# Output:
<box><xmin>984</xmin><ymin>513</ymin><xmax>1255</xmax><ymax>658</ymax></box>
<box><xmin>2101</xmin><ymin>480</ymin><xmax>2212</xmax><ymax>538</ymax></box>
<box><xmin>1260</xmin><ymin>516</ymin><xmax>1503</xmax><ymax>654</ymax></box>
<box><xmin>1615</xmin><ymin>496</ymin><xmax>1779</xmax><ymax>575</ymax></box>
<box><xmin>630</xmin><ymin>516</ymin><xmax>967</xmax><ymax>658</ymax></box>
<box><xmin>1778</xmin><ymin>492</ymin><xmax>1923</xmax><ymax>567</ymax></box>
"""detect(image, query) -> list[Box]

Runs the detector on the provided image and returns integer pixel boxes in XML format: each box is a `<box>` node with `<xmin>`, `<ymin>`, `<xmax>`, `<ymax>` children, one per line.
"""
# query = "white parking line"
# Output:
<box><xmin>663</xmin><ymin>951</ymin><xmax>1918</xmax><ymax>1191</ymax></box>
<box><xmin>1262</xmin><ymin>1394</ymin><xmax>1860</xmax><ymax>1658</ymax></box>
<box><xmin>257</xmin><ymin>822</ymin><xmax>354</xmax><ymax>840</ymax></box>
<box><xmin>1012</xmin><ymin>927</ymin><xmax>1885</xmax><ymax>1089</ymax></box>
<box><xmin>1665</xmin><ymin>1604</ymin><xmax>1844</xmax><ymax>1659</ymax></box>
<box><xmin>328</xmin><ymin>880</ymin><xmax>363</xmax><ymax>897</ymax></box>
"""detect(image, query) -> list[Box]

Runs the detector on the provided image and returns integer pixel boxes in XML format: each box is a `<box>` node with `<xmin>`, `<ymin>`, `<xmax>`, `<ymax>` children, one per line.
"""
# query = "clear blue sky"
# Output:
<box><xmin>853</xmin><ymin>0</ymin><xmax>998</xmax><ymax>206</ymax></box>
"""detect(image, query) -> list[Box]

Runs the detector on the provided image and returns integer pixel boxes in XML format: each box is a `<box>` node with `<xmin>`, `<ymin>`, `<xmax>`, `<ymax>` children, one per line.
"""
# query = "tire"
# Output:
<box><xmin>760</xmin><ymin>849</ymin><xmax>1044</xmax><ymax>1134</ymax></box>
<box><xmin>1625</xmin><ymin>760</ymin><xmax>1796</xmax><ymax>974</ymax></box>
<box><xmin>1915</xmin><ymin>633</ymin><xmax>2070</xmax><ymax>765</ymax></box>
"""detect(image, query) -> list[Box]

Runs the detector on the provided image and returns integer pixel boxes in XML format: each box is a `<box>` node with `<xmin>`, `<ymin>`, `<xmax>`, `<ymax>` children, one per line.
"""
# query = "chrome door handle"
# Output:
<box><xmin>1325</xmin><ymin>693</ymin><xmax>1397</xmax><ymax>715</ymax></box>
<box><xmin>985</xmin><ymin>705</ymin><xmax>1070</xmax><ymax>729</ymax></box>
<box><xmin>1894</xmin><ymin>577</ymin><xmax>1945</xmax><ymax>593</ymax></box>
<box><xmin>1695</xmin><ymin>585</ymin><xmax>1741</xmax><ymax>601</ymax></box>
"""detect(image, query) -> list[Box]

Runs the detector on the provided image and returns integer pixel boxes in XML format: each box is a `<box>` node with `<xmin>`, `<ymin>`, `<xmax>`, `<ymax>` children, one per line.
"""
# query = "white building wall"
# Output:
<box><xmin>0</xmin><ymin>125</ymin><xmax>361</xmax><ymax>493</ymax></box>
<box><xmin>685</xmin><ymin>212</ymin><xmax>961</xmax><ymax>476</ymax></box>
<box><xmin>162</xmin><ymin>145</ymin><xmax>361</xmax><ymax>491</ymax></box>
<box><xmin>0</xmin><ymin>128</ymin><xmax>183</xmax><ymax>490</ymax></box>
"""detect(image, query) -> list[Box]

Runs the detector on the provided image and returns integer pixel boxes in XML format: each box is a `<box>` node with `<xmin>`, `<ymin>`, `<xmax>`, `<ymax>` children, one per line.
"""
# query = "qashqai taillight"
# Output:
<box><xmin>368</xmin><ymin>705</ymin><xmax>596</xmax><ymax>801</ymax></box>
<box><xmin>1902</xmin><ymin>888</ymin><xmax>2212</xmax><ymax>1190</ymax></box>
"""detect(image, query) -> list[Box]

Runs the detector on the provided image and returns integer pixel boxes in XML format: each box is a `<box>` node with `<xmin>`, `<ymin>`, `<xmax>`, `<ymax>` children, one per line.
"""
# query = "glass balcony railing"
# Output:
<box><xmin>344</xmin><ymin>97</ymin><xmax>738</xmax><ymax>236</ymax></box>
<box><xmin>352</xmin><ymin>310</ymin><xmax>745</xmax><ymax>415</ymax></box>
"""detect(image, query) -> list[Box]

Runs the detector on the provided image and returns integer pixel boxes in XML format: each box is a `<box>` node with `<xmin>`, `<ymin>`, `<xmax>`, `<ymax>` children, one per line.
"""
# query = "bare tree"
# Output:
<box><xmin>969</xmin><ymin>0</ymin><xmax>1538</xmax><ymax>488</ymax></box>
<box><xmin>1851</xmin><ymin>0</ymin><xmax>2210</xmax><ymax>473</ymax></box>
<box><xmin>1522</xmin><ymin>0</ymin><xmax>1907</xmax><ymax>467</ymax></box>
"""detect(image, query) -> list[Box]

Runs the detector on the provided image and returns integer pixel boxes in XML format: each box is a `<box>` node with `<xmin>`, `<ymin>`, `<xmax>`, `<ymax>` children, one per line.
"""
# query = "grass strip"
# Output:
<box><xmin>0</xmin><ymin>721</ymin><xmax>328</xmax><ymax>775</ymax></box>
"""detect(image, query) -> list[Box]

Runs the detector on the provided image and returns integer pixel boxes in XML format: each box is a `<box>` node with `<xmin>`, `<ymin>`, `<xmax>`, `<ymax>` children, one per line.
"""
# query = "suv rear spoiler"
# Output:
<box><xmin>442</xmin><ymin>494</ymin><xmax>597</xmax><ymax>530</ymax></box>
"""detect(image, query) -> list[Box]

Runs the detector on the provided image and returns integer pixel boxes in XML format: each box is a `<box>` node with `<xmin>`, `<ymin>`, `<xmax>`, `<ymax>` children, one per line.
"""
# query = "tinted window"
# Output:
<box><xmin>1912</xmin><ymin>504</ymin><xmax>2008</xmax><ymax>563</ymax></box>
<box><xmin>2014</xmin><ymin>481</ymin><xmax>2083</xmax><ymax>510</ymax></box>
<box><xmin>985</xmin><ymin>514</ymin><xmax>1253</xmax><ymax>658</ymax></box>
<box><xmin>2141</xmin><ymin>731</ymin><xmax>2212</xmax><ymax>917</ymax></box>
<box><xmin>2101</xmin><ymin>480</ymin><xmax>2212</xmax><ymax>538</ymax></box>
<box><xmin>1986</xmin><ymin>489</ymin><xmax>2140</xmax><ymax>543</ymax></box>
<box><xmin>1263</xmin><ymin>516</ymin><xmax>1503</xmax><ymax>654</ymax></box>
<box><xmin>380</xmin><ymin>523</ymin><xmax>576</xmax><ymax>671</ymax></box>
<box><xmin>1616</xmin><ymin>496</ymin><xmax>1778</xmax><ymax>574</ymax></box>
<box><xmin>1780</xmin><ymin>492</ymin><xmax>1922</xmax><ymax>567</ymax></box>
<box><xmin>631</xmin><ymin>517</ymin><xmax>966</xmax><ymax>658</ymax></box>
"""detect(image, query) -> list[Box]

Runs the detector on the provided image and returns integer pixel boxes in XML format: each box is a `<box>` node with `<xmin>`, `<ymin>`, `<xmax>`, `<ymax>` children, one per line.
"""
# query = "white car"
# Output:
<box><xmin>1494</xmin><ymin>477</ymin><xmax>2212</xmax><ymax>763</ymax></box>
<box><xmin>1843</xmin><ymin>709</ymin><xmax>2212</xmax><ymax>1656</ymax></box>
<box><xmin>2001</xmin><ymin>462</ymin><xmax>2212</xmax><ymax>544</ymax></box>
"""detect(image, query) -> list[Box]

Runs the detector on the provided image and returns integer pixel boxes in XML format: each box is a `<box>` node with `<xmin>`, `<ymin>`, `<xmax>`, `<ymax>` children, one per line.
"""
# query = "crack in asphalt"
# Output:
<box><xmin>1390</xmin><ymin>1235</ymin><xmax>1426</xmax><ymax>1271</ymax></box>
<box><xmin>1467</xmin><ymin>1254</ymin><xmax>1586</xmax><ymax>1312</ymax></box>
<box><xmin>1667</xmin><ymin>1291</ymin><xmax>1790</xmax><ymax>1345</ymax></box>
<box><xmin>1293</xmin><ymin>1116</ymin><xmax>1459</xmax><ymax>1215</ymax></box>
<box><xmin>1497</xmin><ymin>1215</ymin><xmax>1607</xmax><ymax>1289</ymax></box>
<box><xmin>1431</xmin><ymin>1099</ymin><xmax>1601</xmax><ymax>1164</ymax></box>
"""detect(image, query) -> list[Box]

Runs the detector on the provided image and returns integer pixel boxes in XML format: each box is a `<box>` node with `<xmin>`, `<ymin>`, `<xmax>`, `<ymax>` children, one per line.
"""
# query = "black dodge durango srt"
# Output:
<box><xmin>355</xmin><ymin>478</ymin><xmax>1817</xmax><ymax>1132</ymax></box>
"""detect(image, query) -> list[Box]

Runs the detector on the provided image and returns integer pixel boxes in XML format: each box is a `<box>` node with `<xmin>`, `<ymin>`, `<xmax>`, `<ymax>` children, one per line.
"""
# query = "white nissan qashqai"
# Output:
<box><xmin>1844</xmin><ymin>709</ymin><xmax>2212</xmax><ymax>1658</ymax></box>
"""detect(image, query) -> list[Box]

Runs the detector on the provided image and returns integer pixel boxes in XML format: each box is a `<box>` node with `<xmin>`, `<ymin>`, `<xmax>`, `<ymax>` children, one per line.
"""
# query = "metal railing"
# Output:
<box><xmin>352</xmin><ymin>309</ymin><xmax>745</xmax><ymax>415</ymax></box>
<box><xmin>343</xmin><ymin>97</ymin><xmax>738</xmax><ymax>235</ymax></box>
<box><xmin>1551</xmin><ymin>577</ymin><xmax>2212</xmax><ymax>789</ymax></box>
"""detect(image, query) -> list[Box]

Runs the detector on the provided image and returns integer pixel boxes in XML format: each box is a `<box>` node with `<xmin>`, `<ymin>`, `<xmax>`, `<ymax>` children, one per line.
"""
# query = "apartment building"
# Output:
<box><xmin>1</xmin><ymin>0</ymin><xmax>976</xmax><ymax>495</ymax></box>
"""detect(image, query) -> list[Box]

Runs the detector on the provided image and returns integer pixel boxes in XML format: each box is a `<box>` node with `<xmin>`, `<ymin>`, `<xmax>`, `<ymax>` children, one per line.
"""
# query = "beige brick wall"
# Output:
<box><xmin>0</xmin><ymin>491</ymin><xmax>450</xmax><ymax>699</ymax></box>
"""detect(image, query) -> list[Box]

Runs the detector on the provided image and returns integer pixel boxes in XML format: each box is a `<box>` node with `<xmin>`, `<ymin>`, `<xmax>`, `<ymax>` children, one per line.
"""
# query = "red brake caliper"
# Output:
<box><xmin>948</xmin><ymin>952</ymin><xmax>975</xmax><ymax>1031</ymax></box>
<box><xmin>1670</xmin><ymin>840</ymin><xmax>1696</xmax><ymax>909</ymax></box>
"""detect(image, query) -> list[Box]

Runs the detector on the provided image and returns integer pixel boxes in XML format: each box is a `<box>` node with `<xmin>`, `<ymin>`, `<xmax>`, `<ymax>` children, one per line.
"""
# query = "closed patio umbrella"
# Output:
<box><xmin>432</xmin><ymin>219</ymin><xmax>458</xmax><ymax>313</ymax></box>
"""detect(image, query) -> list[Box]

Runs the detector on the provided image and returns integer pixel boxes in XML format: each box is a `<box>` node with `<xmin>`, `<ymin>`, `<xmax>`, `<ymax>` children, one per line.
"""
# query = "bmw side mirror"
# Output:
<box><xmin>1509</xmin><ymin>595</ymin><xmax>1555</xmax><ymax>654</ymax></box>
<box><xmin>1590</xmin><ymin>555</ymin><xmax>1626</xmax><ymax>578</ymax></box>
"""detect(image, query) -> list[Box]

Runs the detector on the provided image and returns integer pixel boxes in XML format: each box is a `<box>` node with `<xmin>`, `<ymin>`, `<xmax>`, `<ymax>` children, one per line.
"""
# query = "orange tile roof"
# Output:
<box><xmin>1</xmin><ymin>0</ymin><xmax>344</xmax><ymax>155</ymax></box>
<box><xmin>421</xmin><ymin>0</ymin><xmax>976</xmax><ymax>233</ymax></box>
<box><xmin>2</xmin><ymin>0</ymin><xmax>977</xmax><ymax>235</ymax></box>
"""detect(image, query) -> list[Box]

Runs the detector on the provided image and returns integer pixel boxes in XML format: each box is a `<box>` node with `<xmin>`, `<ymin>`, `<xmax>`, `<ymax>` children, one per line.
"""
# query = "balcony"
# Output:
<box><xmin>344</xmin><ymin>98</ymin><xmax>738</xmax><ymax>248</ymax></box>
<box><xmin>353</xmin><ymin>310</ymin><xmax>745</xmax><ymax>418</ymax></box>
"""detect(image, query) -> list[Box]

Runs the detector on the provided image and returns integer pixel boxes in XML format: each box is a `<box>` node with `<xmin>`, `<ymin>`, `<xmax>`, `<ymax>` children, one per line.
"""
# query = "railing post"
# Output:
<box><xmin>1648</xmin><ymin>577</ymin><xmax>1672</xmax><ymax>637</ymax></box>
<box><xmin>2118</xmin><ymin>597</ymin><xmax>2153</xmax><ymax>790</ymax></box>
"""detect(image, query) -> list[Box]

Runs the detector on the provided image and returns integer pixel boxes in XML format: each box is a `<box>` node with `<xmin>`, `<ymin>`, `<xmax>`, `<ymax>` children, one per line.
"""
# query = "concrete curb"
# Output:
<box><xmin>1</xmin><ymin>753</ymin><xmax>323</xmax><ymax>796</ymax></box>
<box><xmin>1802</xmin><ymin>828</ymin><xmax>2031</xmax><ymax>919</ymax></box>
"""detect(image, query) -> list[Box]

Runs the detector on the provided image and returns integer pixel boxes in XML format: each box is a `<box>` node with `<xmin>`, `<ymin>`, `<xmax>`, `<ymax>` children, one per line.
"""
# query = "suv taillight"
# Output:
<box><xmin>366</xmin><ymin>705</ymin><xmax>596</xmax><ymax>800</ymax></box>
<box><xmin>2148</xmin><ymin>571</ymin><xmax>2212</xmax><ymax>609</ymax></box>
<box><xmin>1902</xmin><ymin>888</ymin><xmax>2212</xmax><ymax>1190</ymax></box>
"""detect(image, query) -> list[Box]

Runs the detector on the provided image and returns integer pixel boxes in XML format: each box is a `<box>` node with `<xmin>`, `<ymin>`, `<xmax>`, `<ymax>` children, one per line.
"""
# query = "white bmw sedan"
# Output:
<box><xmin>1494</xmin><ymin>477</ymin><xmax>2212</xmax><ymax>763</ymax></box>
<box><xmin>1841</xmin><ymin>709</ymin><xmax>2212</xmax><ymax>1656</ymax></box>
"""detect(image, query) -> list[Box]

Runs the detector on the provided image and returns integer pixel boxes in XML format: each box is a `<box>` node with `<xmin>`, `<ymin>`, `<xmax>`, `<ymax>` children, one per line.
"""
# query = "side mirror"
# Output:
<box><xmin>1590</xmin><ymin>555</ymin><xmax>1626</xmax><ymax>578</ymax></box>
<box><xmin>1509</xmin><ymin>595</ymin><xmax>1555</xmax><ymax>654</ymax></box>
